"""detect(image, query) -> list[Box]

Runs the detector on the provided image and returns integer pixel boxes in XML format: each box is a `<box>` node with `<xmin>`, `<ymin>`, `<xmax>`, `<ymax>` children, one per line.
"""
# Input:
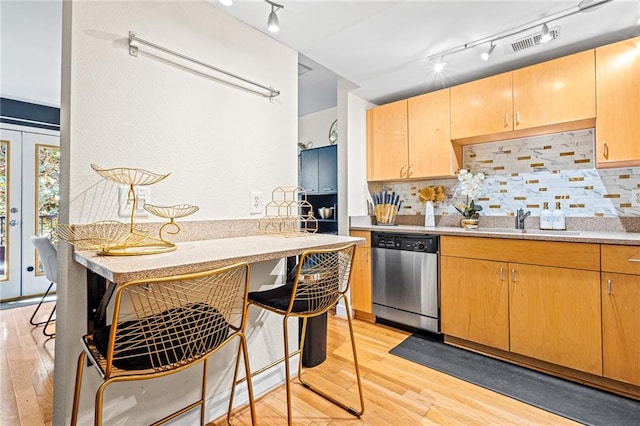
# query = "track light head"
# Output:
<box><xmin>540</xmin><ymin>23</ymin><xmax>552</xmax><ymax>43</ymax></box>
<box><xmin>267</xmin><ymin>10</ymin><xmax>280</xmax><ymax>32</ymax></box>
<box><xmin>433</xmin><ymin>57</ymin><xmax>446</xmax><ymax>73</ymax></box>
<box><xmin>265</xmin><ymin>0</ymin><xmax>284</xmax><ymax>33</ymax></box>
<box><xmin>480</xmin><ymin>43</ymin><xmax>496</xmax><ymax>61</ymax></box>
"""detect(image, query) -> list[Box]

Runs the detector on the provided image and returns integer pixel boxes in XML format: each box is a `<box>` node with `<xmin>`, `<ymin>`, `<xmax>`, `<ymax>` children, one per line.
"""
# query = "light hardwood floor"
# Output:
<box><xmin>1</xmin><ymin>302</ymin><xmax>55</xmax><ymax>426</ymax></box>
<box><xmin>1</xmin><ymin>303</ymin><xmax>575</xmax><ymax>425</ymax></box>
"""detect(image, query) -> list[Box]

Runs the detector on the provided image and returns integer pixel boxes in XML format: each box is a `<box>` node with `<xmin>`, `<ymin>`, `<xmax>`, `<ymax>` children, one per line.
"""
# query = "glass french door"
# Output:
<box><xmin>0</xmin><ymin>128</ymin><xmax>60</xmax><ymax>300</ymax></box>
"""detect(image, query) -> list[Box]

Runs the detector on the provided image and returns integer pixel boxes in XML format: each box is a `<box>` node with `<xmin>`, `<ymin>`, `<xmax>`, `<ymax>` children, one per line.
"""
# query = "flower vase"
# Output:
<box><xmin>424</xmin><ymin>201</ymin><xmax>435</xmax><ymax>227</ymax></box>
<box><xmin>460</xmin><ymin>218</ymin><xmax>479</xmax><ymax>229</ymax></box>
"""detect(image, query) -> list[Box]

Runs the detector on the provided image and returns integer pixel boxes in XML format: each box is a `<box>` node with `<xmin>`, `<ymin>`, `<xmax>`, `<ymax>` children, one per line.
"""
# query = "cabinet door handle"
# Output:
<box><xmin>628</xmin><ymin>257</ymin><xmax>640</xmax><ymax>263</ymax></box>
<box><xmin>321</xmin><ymin>187</ymin><xmax>334</xmax><ymax>191</ymax></box>
<box><xmin>407</xmin><ymin>163</ymin><xmax>414</xmax><ymax>177</ymax></box>
<box><xmin>607</xmin><ymin>278</ymin><xmax>612</xmax><ymax>295</ymax></box>
<box><xmin>364</xmin><ymin>250</ymin><xmax>369</xmax><ymax>263</ymax></box>
<box><xmin>603</xmin><ymin>142</ymin><xmax>609</xmax><ymax>160</ymax></box>
<box><xmin>499</xmin><ymin>267</ymin><xmax>504</xmax><ymax>281</ymax></box>
<box><xmin>504</xmin><ymin>113</ymin><xmax>509</xmax><ymax>128</ymax></box>
<box><xmin>511</xmin><ymin>268</ymin><xmax>516</xmax><ymax>282</ymax></box>
<box><xmin>515</xmin><ymin>112</ymin><xmax>520</xmax><ymax>126</ymax></box>
<box><xmin>400</xmin><ymin>164</ymin><xmax>407</xmax><ymax>177</ymax></box>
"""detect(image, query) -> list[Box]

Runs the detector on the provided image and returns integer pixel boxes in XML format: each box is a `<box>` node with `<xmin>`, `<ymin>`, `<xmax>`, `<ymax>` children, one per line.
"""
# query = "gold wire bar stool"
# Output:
<box><xmin>238</xmin><ymin>243</ymin><xmax>364</xmax><ymax>425</ymax></box>
<box><xmin>70</xmin><ymin>263</ymin><xmax>256</xmax><ymax>426</ymax></box>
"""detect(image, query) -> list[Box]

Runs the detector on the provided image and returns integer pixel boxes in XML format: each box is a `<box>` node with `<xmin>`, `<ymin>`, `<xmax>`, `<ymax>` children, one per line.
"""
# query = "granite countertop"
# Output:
<box><xmin>74</xmin><ymin>233</ymin><xmax>364</xmax><ymax>283</ymax></box>
<box><xmin>350</xmin><ymin>222</ymin><xmax>640</xmax><ymax>246</ymax></box>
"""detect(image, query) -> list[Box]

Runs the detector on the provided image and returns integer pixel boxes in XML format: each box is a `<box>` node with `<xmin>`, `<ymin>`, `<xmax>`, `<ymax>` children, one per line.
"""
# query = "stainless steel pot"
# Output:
<box><xmin>318</xmin><ymin>207</ymin><xmax>334</xmax><ymax>219</ymax></box>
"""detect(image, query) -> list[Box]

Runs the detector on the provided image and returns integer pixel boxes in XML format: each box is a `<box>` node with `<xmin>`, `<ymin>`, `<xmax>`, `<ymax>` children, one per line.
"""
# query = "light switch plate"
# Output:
<box><xmin>632</xmin><ymin>189</ymin><xmax>640</xmax><ymax>207</ymax></box>
<box><xmin>118</xmin><ymin>186</ymin><xmax>150</xmax><ymax>218</ymax></box>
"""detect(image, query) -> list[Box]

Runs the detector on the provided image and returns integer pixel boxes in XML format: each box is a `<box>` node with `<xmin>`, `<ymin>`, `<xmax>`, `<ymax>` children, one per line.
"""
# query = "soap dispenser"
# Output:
<box><xmin>540</xmin><ymin>202</ymin><xmax>553</xmax><ymax>230</ymax></box>
<box><xmin>552</xmin><ymin>201</ymin><xmax>566</xmax><ymax>230</ymax></box>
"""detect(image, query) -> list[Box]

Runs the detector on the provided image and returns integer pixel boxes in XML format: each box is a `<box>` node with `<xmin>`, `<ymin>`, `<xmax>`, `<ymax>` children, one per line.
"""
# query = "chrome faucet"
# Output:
<box><xmin>515</xmin><ymin>208</ymin><xmax>531</xmax><ymax>229</ymax></box>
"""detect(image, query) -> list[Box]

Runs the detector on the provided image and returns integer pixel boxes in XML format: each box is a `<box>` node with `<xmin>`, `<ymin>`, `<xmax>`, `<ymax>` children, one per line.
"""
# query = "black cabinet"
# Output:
<box><xmin>299</xmin><ymin>145</ymin><xmax>337</xmax><ymax>195</ymax></box>
<box><xmin>298</xmin><ymin>145</ymin><xmax>338</xmax><ymax>234</ymax></box>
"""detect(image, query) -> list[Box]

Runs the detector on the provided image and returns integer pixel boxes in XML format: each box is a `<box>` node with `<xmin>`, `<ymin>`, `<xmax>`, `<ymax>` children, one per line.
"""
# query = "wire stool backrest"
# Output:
<box><xmin>102</xmin><ymin>263</ymin><xmax>249</xmax><ymax>378</ymax></box>
<box><xmin>288</xmin><ymin>244</ymin><xmax>355</xmax><ymax>315</ymax></box>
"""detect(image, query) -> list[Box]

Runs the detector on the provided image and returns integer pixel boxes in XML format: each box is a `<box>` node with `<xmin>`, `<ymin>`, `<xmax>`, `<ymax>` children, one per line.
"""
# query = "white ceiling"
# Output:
<box><xmin>210</xmin><ymin>0</ymin><xmax>640</xmax><ymax>115</ymax></box>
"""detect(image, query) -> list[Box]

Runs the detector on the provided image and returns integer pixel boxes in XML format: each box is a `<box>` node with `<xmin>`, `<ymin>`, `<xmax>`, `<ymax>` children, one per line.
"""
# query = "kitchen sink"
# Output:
<box><xmin>472</xmin><ymin>228</ymin><xmax>580</xmax><ymax>236</ymax></box>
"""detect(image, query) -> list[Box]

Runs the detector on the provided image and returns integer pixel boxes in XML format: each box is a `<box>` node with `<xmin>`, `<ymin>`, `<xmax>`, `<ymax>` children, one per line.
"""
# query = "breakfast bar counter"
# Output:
<box><xmin>74</xmin><ymin>233</ymin><xmax>364</xmax><ymax>284</ymax></box>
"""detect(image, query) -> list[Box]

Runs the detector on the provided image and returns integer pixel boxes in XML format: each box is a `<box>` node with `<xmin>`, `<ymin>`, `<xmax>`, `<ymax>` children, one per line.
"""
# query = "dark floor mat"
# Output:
<box><xmin>390</xmin><ymin>334</ymin><xmax>640</xmax><ymax>426</ymax></box>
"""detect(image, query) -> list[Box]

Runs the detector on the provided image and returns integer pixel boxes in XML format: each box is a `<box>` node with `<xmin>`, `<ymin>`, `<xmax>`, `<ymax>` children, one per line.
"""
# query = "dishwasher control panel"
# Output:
<box><xmin>372</xmin><ymin>233</ymin><xmax>438</xmax><ymax>253</ymax></box>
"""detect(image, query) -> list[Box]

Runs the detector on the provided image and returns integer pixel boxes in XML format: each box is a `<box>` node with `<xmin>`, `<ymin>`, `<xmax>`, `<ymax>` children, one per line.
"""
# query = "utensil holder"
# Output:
<box><xmin>375</xmin><ymin>206</ymin><xmax>397</xmax><ymax>226</ymax></box>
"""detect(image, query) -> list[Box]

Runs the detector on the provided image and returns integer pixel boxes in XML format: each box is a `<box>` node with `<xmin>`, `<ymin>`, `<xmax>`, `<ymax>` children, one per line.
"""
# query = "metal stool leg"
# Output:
<box><xmin>29</xmin><ymin>281</ymin><xmax>55</xmax><ymax>327</ymax></box>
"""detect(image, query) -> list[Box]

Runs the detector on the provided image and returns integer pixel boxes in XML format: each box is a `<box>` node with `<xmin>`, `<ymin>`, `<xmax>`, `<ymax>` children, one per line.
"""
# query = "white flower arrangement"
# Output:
<box><xmin>455</xmin><ymin>169</ymin><xmax>485</xmax><ymax>219</ymax></box>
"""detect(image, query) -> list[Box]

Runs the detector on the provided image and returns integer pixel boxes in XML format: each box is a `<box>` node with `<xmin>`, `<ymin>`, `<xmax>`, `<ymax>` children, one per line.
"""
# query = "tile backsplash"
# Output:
<box><xmin>378</xmin><ymin>129</ymin><xmax>640</xmax><ymax>218</ymax></box>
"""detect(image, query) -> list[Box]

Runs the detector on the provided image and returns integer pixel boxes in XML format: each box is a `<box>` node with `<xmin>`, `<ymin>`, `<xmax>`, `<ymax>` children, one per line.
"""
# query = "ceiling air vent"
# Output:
<box><xmin>510</xmin><ymin>26</ymin><xmax>561</xmax><ymax>53</ymax></box>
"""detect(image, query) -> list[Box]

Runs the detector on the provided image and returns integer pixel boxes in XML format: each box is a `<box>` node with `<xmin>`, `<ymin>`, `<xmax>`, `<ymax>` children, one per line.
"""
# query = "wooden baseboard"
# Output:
<box><xmin>445</xmin><ymin>336</ymin><xmax>640</xmax><ymax>401</ymax></box>
<box><xmin>353</xmin><ymin>310</ymin><xmax>376</xmax><ymax>322</ymax></box>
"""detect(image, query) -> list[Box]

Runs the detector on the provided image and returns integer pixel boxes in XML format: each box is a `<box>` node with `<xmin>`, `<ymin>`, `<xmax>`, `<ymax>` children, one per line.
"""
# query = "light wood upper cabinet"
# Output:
<box><xmin>513</xmin><ymin>50</ymin><xmax>596</xmax><ymax>130</ymax></box>
<box><xmin>450</xmin><ymin>72</ymin><xmax>513</xmax><ymax>140</ymax></box>
<box><xmin>367</xmin><ymin>99</ymin><xmax>409</xmax><ymax>181</ymax></box>
<box><xmin>595</xmin><ymin>36</ymin><xmax>640</xmax><ymax>168</ymax></box>
<box><xmin>408</xmin><ymin>89</ymin><xmax>461</xmax><ymax>178</ymax></box>
<box><xmin>509</xmin><ymin>263</ymin><xmax>602</xmax><ymax>376</ymax></box>
<box><xmin>349</xmin><ymin>231</ymin><xmax>372</xmax><ymax>314</ymax></box>
<box><xmin>451</xmin><ymin>50</ymin><xmax>596</xmax><ymax>141</ymax></box>
<box><xmin>441</xmin><ymin>256</ymin><xmax>509</xmax><ymax>351</ymax></box>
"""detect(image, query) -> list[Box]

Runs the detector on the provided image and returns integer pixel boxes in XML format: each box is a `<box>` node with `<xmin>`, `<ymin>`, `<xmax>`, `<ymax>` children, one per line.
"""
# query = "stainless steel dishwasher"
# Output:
<box><xmin>371</xmin><ymin>232</ymin><xmax>440</xmax><ymax>333</ymax></box>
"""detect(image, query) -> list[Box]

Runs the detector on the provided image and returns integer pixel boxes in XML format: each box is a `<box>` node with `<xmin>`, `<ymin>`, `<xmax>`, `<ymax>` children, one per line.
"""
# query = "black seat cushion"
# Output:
<box><xmin>92</xmin><ymin>303</ymin><xmax>228</xmax><ymax>371</ymax></box>
<box><xmin>249</xmin><ymin>283</ymin><xmax>325</xmax><ymax>313</ymax></box>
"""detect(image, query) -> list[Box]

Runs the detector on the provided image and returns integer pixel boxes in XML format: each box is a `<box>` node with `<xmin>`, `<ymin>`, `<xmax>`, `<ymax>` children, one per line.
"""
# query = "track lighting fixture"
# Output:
<box><xmin>480</xmin><ymin>42</ymin><xmax>496</xmax><ymax>61</ymax></box>
<box><xmin>424</xmin><ymin>0</ymin><xmax>613</xmax><ymax>67</ymax></box>
<box><xmin>265</xmin><ymin>0</ymin><xmax>284</xmax><ymax>33</ymax></box>
<box><xmin>540</xmin><ymin>23</ymin><xmax>552</xmax><ymax>43</ymax></box>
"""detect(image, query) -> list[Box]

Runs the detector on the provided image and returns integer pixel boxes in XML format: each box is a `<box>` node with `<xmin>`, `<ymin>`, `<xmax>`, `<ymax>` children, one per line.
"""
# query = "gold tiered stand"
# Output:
<box><xmin>143</xmin><ymin>204</ymin><xmax>200</xmax><ymax>242</ymax></box>
<box><xmin>57</xmin><ymin>165</ymin><xmax>199</xmax><ymax>256</ymax></box>
<box><xmin>259</xmin><ymin>186</ymin><xmax>318</xmax><ymax>237</ymax></box>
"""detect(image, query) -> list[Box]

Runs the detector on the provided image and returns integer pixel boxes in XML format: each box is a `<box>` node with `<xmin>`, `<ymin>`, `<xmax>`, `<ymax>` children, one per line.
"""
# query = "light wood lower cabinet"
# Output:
<box><xmin>601</xmin><ymin>244</ymin><xmax>640</xmax><ymax>386</ymax></box>
<box><xmin>601</xmin><ymin>273</ymin><xmax>640</xmax><ymax>386</ymax></box>
<box><xmin>350</xmin><ymin>231</ymin><xmax>372</xmax><ymax>314</ymax></box>
<box><xmin>441</xmin><ymin>236</ymin><xmax>603</xmax><ymax>376</ymax></box>
<box><xmin>509</xmin><ymin>263</ymin><xmax>602</xmax><ymax>375</ymax></box>
<box><xmin>441</xmin><ymin>256</ymin><xmax>509</xmax><ymax>351</ymax></box>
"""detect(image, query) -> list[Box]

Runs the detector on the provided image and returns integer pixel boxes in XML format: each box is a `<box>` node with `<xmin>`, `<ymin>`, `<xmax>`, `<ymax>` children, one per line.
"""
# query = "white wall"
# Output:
<box><xmin>347</xmin><ymin>93</ymin><xmax>375</xmax><ymax>217</ymax></box>
<box><xmin>298</xmin><ymin>106</ymin><xmax>337</xmax><ymax>149</ymax></box>
<box><xmin>55</xmin><ymin>1</ymin><xmax>297</xmax><ymax>423</ymax></box>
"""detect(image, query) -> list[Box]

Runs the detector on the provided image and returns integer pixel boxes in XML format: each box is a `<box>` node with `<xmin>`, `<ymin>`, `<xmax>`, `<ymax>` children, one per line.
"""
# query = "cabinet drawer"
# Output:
<box><xmin>350</xmin><ymin>230</ymin><xmax>371</xmax><ymax>247</ymax></box>
<box><xmin>441</xmin><ymin>236</ymin><xmax>600</xmax><ymax>271</ymax></box>
<box><xmin>601</xmin><ymin>244</ymin><xmax>640</xmax><ymax>275</ymax></box>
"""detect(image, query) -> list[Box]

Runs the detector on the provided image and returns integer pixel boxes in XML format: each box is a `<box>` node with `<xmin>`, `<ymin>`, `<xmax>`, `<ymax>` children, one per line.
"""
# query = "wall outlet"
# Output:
<box><xmin>250</xmin><ymin>191</ymin><xmax>264</xmax><ymax>214</ymax></box>
<box><xmin>632</xmin><ymin>189</ymin><xmax>640</xmax><ymax>208</ymax></box>
<box><xmin>118</xmin><ymin>186</ymin><xmax>150</xmax><ymax>218</ymax></box>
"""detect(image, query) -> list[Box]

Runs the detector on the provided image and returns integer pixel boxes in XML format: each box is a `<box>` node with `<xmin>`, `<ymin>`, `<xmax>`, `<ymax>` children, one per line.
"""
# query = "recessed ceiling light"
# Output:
<box><xmin>219</xmin><ymin>0</ymin><xmax>232</xmax><ymax>6</ymax></box>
